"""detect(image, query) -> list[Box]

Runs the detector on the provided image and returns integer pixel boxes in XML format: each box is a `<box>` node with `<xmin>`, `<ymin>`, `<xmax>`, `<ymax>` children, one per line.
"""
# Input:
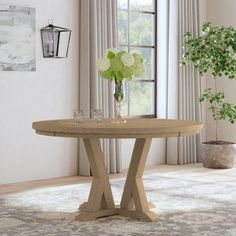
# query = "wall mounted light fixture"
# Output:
<box><xmin>41</xmin><ymin>20</ymin><xmax>71</xmax><ymax>58</ymax></box>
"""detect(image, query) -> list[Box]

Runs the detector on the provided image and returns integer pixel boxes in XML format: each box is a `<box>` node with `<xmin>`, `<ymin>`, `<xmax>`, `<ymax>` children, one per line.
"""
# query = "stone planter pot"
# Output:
<box><xmin>201</xmin><ymin>141</ymin><xmax>236</xmax><ymax>169</ymax></box>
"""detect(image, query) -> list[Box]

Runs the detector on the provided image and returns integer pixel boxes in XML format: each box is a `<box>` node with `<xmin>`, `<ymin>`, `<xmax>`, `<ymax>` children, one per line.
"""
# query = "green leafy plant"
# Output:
<box><xmin>96</xmin><ymin>48</ymin><xmax>145</xmax><ymax>82</ymax></box>
<box><xmin>182</xmin><ymin>22</ymin><xmax>236</xmax><ymax>141</ymax></box>
<box><xmin>96</xmin><ymin>48</ymin><xmax>145</xmax><ymax>122</ymax></box>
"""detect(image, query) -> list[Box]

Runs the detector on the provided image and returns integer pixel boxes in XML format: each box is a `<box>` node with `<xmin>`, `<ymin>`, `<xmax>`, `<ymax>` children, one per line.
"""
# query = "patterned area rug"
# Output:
<box><xmin>1</xmin><ymin>167</ymin><xmax>236</xmax><ymax>236</ymax></box>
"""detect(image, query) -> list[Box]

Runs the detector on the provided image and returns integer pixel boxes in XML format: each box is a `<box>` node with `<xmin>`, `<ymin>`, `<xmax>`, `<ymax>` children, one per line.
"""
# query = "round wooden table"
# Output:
<box><xmin>32</xmin><ymin>118</ymin><xmax>203</xmax><ymax>222</ymax></box>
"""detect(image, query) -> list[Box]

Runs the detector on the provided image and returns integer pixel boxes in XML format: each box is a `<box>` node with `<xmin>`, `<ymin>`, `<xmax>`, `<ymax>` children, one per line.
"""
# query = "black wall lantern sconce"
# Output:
<box><xmin>41</xmin><ymin>20</ymin><xmax>71</xmax><ymax>58</ymax></box>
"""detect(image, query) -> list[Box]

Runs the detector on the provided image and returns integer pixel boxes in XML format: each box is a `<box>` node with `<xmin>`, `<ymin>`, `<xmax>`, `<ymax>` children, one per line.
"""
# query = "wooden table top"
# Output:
<box><xmin>32</xmin><ymin>118</ymin><xmax>203</xmax><ymax>139</ymax></box>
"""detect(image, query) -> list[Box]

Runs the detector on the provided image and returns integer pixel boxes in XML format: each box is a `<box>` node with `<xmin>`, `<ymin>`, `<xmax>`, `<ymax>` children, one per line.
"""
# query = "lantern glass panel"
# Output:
<box><xmin>41</xmin><ymin>30</ymin><xmax>54</xmax><ymax>57</ymax></box>
<box><xmin>57</xmin><ymin>31</ymin><xmax>71</xmax><ymax>58</ymax></box>
<box><xmin>53</xmin><ymin>30</ymin><xmax>59</xmax><ymax>56</ymax></box>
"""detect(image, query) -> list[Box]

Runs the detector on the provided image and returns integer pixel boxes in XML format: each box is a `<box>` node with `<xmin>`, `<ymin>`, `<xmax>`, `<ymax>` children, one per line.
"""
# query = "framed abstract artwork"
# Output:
<box><xmin>0</xmin><ymin>4</ymin><xmax>36</xmax><ymax>71</ymax></box>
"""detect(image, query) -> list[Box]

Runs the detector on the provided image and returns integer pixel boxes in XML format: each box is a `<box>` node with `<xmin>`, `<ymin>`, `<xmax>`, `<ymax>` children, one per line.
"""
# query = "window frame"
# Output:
<box><xmin>117</xmin><ymin>0</ymin><xmax>157</xmax><ymax>118</ymax></box>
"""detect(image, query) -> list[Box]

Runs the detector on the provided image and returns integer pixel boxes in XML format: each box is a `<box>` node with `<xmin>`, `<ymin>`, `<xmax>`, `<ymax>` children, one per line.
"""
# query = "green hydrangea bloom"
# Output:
<box><xmin>96</xmin><ymin>48</ymin><xmax>145</xmax><ymax>82</ymax></box>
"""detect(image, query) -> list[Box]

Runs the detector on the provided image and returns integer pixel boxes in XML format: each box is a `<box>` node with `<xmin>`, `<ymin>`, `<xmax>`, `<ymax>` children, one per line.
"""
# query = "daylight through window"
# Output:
<box><xmin>118</xmin><ymin>0</ymin><xmax>157</xmax><ymax>117</ymax></box>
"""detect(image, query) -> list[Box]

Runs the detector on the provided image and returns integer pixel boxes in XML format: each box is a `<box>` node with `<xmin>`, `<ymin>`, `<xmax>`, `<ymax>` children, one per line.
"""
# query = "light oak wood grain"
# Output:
<box><xmin>120</xmin><ymin>138</ymin><xmax>152</xmax><ymax>211</ymax></box>
<box><xmin>32</xmin><ymin>118</ymin><xmax>203</xmax><ymax>139</ymax></box>
<box><xmin>32</xmin><ymin>118</ymin><xmax>203</xmax><ymax>222</ymax></box>
<box><xmin>82</xmin><ymin>138</ymin><xmax>115</xmax><ymax>211</ymax></box>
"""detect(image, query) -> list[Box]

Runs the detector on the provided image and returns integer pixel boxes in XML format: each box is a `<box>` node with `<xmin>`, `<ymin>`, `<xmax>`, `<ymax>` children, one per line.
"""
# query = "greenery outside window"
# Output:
<box><xmin>118</xmin><ymin>0</ymin><xmax>157</xmax><ymax>117</ymax></box>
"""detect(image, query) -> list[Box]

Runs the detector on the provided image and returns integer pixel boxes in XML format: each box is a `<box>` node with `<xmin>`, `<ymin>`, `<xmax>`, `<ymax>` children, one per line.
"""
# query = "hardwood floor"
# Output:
<box><xmin>1</xmin><ymin>163</ymin><xmax>235</xmax><ymax>196</ymax></box>
<box><xmin>0</xmin><ymin>165</ymin><xmax>162</xmax><ymax>196</ymax></box>
<box><xmin>0</xmin><ymin>175</ymin><xmax>90</xmax><ymax>196</ymax></box>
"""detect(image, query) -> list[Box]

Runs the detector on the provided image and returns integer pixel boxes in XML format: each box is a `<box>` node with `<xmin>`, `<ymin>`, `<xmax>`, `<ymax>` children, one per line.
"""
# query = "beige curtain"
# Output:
<box><xmin>78</xmin><ymin>0</ymin><xmax>121</xmax><ymax>175</ymax></box>
<box><xmin>157</xmin><ymin>0</ymin><xmax>202</xmax><ymax>164</ymax></box>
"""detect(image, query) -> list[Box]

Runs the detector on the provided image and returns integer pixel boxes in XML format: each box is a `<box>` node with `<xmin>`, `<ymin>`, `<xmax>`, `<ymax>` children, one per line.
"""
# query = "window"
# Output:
<box><xmin>118</xmin><ymin>0</ymin><xmax>157</xmax><ymax>117</ymax></box>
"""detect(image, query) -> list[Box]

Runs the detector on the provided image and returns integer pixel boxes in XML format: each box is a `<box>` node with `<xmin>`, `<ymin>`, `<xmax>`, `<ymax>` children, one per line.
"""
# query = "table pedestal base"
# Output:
<box><xmin>76</xmin><ymin>202</ymin><xmax>159</xmax><ymax>222</ymax></box>
<box><xmin>78</xmin><ymin>137</ymin><xmax>159</xmax><ymax>222</ymax></box>
<box><xmin>76</xmin><ymin>209</ymin><xmax>159</xmax><ymax>222</ymax></box>
<box><xmin>76</xmin><ymin>208</ymin><xmax>118</xmax><ymax>221</ymax></box>
<box><xmin>118</xmin><ymin>208</ymin><xmax>159</xmax><ymax>222</ymax></box>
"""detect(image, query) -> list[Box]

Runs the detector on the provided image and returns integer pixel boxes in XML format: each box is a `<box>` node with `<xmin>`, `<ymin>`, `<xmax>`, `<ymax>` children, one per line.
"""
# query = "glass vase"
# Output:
<box><xmin>112</xmin><ymin>80</ymin><xmax>126</xmax><ymax>124</ymax></box>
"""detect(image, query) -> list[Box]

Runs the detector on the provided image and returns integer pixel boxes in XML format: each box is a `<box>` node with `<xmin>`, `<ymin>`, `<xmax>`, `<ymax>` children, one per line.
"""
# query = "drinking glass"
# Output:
<box><xmin>91</xmin><ymin>109</ymin><xmax>103</xmax><ymax>122</ymax></box>
<box><xmin>73</xmin><ymin>109</ymin><xmax>84</xmax><ymax>122</ymax></box>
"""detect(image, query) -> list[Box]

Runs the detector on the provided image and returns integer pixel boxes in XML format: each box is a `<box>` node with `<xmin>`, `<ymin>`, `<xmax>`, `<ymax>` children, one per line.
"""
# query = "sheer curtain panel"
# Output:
<box><xmin>157</xmin><ymin>0</ymin><xmax>202</xmax><ymax>164</ymax></box>
<box><xmin>78</xmin><ymin>0</ymin><xmax>121</xmax><ymax>176</ymax></box>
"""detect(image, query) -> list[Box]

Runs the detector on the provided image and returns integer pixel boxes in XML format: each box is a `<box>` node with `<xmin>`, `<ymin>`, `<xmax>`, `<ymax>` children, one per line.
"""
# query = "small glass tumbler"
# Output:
<box><xmin>91</xmin><ymin>109</ymin><xmax>103</xmax><ymax>122</ymax></box>
<box><xmin>73</xmin><ymin>109</ymin><xmax>84</xmax><ymax>122</ymax></box>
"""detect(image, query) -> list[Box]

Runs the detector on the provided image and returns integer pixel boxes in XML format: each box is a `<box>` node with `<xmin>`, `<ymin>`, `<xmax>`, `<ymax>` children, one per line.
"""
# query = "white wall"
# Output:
<box><xmin>0</xmin><ymin>0</ymin><xmax>79</xmax><ymax>184</ymax></box>
<box><xmin>205</xmin><ymin>0</ymin><xmax>236</xmax><ymax>142</ymax></box>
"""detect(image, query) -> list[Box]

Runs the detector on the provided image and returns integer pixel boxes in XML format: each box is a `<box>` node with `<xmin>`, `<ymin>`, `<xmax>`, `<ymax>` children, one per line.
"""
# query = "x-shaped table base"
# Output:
<box><xmin>76</xmin><ymin>137</ymin><xmax>159</xmax><ymax>222</ymax></box>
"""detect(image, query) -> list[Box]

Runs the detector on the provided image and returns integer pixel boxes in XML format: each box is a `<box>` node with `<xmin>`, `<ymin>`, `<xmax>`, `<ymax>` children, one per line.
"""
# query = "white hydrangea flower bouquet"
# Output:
<box><xmin>96</xmin><ymin>48</ymin><xmax>145</xmax><ymax>82</ymax></box>
<box><xmin>96</xmin><ymin>48</ymin><xmax>145</xmax><ymax>123</ymax></box>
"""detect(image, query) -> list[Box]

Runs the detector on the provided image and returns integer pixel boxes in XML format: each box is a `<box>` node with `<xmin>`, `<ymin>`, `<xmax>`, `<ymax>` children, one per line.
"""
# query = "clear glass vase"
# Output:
<box><xmin>112</xmin><ymin>80</ymin><xmax>126</xmax><ymax>124</ymax></box>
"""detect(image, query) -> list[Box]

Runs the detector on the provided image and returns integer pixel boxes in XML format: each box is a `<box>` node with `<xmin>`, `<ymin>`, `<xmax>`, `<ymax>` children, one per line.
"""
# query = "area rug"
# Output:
<box><xmin>1</xmin><ymin>169</ymin><xmax>236</xmax><ymax>236</ymax></box>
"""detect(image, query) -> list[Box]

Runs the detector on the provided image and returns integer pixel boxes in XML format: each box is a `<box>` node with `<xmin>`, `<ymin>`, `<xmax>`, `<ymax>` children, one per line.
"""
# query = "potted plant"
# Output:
<box><xmin>182</xmin><ymin>22</ymin><xmax>236</xmax><ymax>168</ymax></box>
<box><xmin>96</xmin><ymin>48</ymin><xmax>145</xmax><ymax>123</ymax></box>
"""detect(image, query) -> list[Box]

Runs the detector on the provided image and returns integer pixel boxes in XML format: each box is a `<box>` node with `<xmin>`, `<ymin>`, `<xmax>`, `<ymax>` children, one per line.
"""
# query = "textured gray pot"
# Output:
<box><xmin>201</xmin><ymin>142</ymin><xmax>236</xmax><ymax>169</ymax></box>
